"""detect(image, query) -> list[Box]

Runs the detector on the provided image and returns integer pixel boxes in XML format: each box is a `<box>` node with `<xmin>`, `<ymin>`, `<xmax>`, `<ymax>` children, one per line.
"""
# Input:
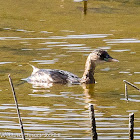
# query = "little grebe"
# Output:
<box><xmin>26</xmin><ymin>49</ymin><xmax>118</xmax><ymax>85</ymax></box>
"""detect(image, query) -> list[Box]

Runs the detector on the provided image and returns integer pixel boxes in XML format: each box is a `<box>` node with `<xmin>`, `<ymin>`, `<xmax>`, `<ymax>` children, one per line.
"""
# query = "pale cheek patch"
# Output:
<box><xmin>94</xmin><ymin>59</ymin><xmax>105</xmax><ymax>65</ymax></box>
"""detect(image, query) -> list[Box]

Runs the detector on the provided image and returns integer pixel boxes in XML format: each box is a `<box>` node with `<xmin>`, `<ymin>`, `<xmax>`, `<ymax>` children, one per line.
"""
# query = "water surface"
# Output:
<box><xmin>0</xmin><ymin>0</ymin><xmax>140</xmax><ymax>139</ymax></box>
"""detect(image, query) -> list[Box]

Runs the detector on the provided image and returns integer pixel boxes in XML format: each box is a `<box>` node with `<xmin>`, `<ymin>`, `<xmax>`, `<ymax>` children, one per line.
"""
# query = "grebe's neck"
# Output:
<box><xmin>81</xmin><ymin>53</ymin><xmax>96</xmax><ymax>84</ymax></box>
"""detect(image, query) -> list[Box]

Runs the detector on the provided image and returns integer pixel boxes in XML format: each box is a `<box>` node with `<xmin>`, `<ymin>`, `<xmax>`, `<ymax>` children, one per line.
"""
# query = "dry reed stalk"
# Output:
<box><xmin>129</xmin><ymin>113</ymin><xmax>134</xmax><ymax>140</ymax></box>
<box><xmin>125</xmin><ymin>83</ymin><xmax>128</xmax><ymax>101</ymax></box>
<box><xmin>123</xmin><ymin>80</ymin><xmax>140</xmax><ymax>91</ymax></box>
<box><xmin>83</xmin><ymin>0</ymin><xmax>88</xmax><ymax>14</ymax></box>
<box><xmin>89</xmin><ymin>104</ymin><xmax>98</xmax><ymax>140</ymax></box>
<box><xmin>8</xmin><ymin>74</ymin><xmax>25</xmax><ymax>140</ymax></box>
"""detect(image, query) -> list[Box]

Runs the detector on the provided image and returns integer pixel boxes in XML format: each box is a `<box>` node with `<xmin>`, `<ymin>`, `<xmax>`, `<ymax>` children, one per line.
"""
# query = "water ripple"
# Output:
<box><xmin>0</xmin><ymin>34</ymin><xmax>111</xmax><ymax>40</ymax></box>
<box><xmin>39</xmin><ymin>41</ymin><xmax>67</xmax><ymax>45</ymax></box>
<box><xmin>0</xmin><ymin>62</ymin><xmax>13</xmax><ymax>65</ymax></box>
<box><xmin>31</xmin><ymin>58</ymin><xmax>58</xmax><ymax>64</ymax></box>
<box><xmin>104</xmin><ymin>38</ymin><xmax>140</xmax><ymax>44</ymax></box>
<box><xmin>112</xmin><ymin>49</ymin><xmax>130</xmax><ymax>52</ymax></box>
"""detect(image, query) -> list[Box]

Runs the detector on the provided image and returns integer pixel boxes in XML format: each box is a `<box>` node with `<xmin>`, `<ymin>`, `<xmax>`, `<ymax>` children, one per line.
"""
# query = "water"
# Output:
<box><xmin>0</xmin><ymin>0</ymin><xmax>140</xmax><ymax>139</ymax></box>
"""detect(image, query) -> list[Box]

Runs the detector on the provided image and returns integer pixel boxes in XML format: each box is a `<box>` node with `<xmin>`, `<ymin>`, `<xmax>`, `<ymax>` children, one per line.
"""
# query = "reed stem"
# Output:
<box><xmin>83</xmin><ymin>0</ymin><xmax>88</xmax><ymax>15</ymax></box>
<box><xmin>8</xmin><ymin>74</ymin><xmax>25</xmax><ymax>140</ymax></box>
<box><xmin>89</xmin><ymin>104</ymin><xmax>98</xmax><ymax>140</ymax></box>
<box><xmin>125</xmin><ymin>83</ymin><xmax>128</xmax><ymax>101</ymax></box>
<box><xmin>129</xmin><ymin>113</ymin><xmax>134</xmax><ymax>140</ymax></box>
<box><xmin>123</xmin><ymin>80</ymin><xmax>140</xmax><ymax>91</ymax></box>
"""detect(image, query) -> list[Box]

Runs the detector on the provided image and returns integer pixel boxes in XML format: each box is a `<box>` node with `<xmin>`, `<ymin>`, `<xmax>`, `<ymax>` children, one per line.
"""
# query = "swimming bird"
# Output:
<box><xmin>26</xmin><ymin>49</ymin><xmax>118</xmax><ymax>85</ymax></box>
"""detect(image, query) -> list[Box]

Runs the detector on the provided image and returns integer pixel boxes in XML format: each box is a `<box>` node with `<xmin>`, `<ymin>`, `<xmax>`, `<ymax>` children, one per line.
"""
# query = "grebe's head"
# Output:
<box><xmin>89</xmin><ymin>49</ymin><xmax>119</xmax><ymax>65</ymax></box>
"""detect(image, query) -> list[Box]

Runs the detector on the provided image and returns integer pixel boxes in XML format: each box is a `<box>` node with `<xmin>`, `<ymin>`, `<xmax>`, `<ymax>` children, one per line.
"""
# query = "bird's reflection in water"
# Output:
<box><xmin>31</xmin><ymin>82</ymin><xmax>53</xmax><ymax>89</ymax></box>
<box><xmin>27</xmin><ymin>79</ymin><xmax>97</xmax><ymax>107</ymax></box>
<box><xmin>28</xmin><ymin>81</ymin><xmax>96</xmax><ymax>100</ymax></box>
<box><xmin>82</xmin><ymin>84</ymin><xmax>96</xmax><ymax>108</ymax></box>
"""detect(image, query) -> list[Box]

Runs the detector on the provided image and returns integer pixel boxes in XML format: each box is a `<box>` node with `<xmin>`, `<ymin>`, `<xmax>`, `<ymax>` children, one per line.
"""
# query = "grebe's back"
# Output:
<box><xmin>27</xmin><ymin>65</ymin><xmax>80</xmax><ymax>84</ymax></box>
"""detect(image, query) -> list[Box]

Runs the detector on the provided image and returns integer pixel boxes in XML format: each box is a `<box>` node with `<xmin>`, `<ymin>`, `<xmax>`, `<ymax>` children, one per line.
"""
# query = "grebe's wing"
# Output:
<box><xmin>49</xmin><ymin>69</ymin><xmax>80</xmax><ymax>84</ymax></box>
<box><xmin>29</xmin><ymin>69</ymin><xmax>80</xmax><ymax>84</ymax></box>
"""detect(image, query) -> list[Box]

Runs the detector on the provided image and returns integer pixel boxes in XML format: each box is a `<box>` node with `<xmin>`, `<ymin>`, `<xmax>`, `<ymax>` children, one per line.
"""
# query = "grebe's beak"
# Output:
<box><xmin>107</xmin><ymin>58</ymin><xmax>119</xmax><ymax>62</ymax></box>
<box><xmin>104</xmin><ymin>55</ymin><xmax>119</xmax><ymax>62</ymax></box>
